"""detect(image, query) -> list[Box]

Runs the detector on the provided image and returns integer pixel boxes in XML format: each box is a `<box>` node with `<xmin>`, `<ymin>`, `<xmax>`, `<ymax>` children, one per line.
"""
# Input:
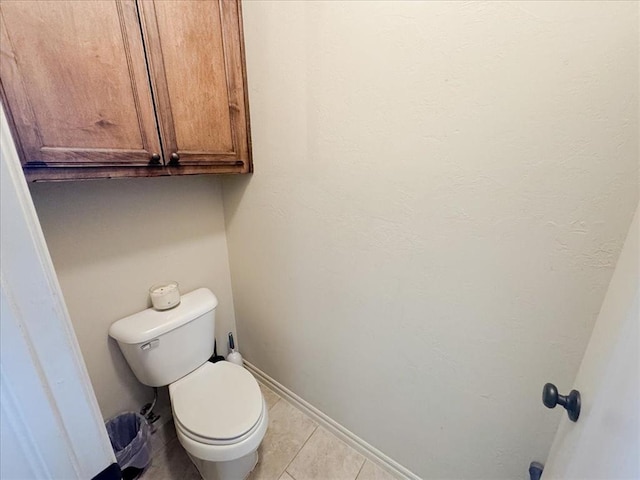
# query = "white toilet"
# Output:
<box><xmin>109</xmin><ymin>288</ymin><xmax>267</xmax><ymax>480</ymax></box>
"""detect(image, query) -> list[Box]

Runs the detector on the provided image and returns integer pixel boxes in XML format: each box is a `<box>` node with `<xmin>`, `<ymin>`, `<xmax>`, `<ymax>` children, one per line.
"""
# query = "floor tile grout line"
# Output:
<box><xmin>283</xmin><ymin>424</ymin><xmax>367</xmax><ymax>480</ymax></box>
<box><xmin>249</xmin><ymin>363</ymin><xmax>411</xmax><ymax>480</ymax></box>
<box><xmin>261</xmin><ymin>382</ymin><xmax>371</xmax><ymax>476</ymax></box>
<box><xmin>282</xmin><ymin>423</ymin><xmax>319</xmax><ymax>478</ymax></box>
<box><xmin>284</xmin><ymin>469</ymin><xmax>298</xmax><ymax>480</ymax></box>
<box><xmin>354</xmin><ymin>456</ymin><xmax>367</xmax><ymax>480</ymax></box>
<box><xmin>271</xmin><ymin>392</ymin><xmax>368</xmax><ymax>480</ymax></box>
<box><xmin>269</xmin><ymin>396</ymin><xmax>282</xmax><ymax>411</ymax></box>
<box><xmin>261</xmin><ymin>381</ymin><xmax>319</xmax><ymax>479</ymax></box>
<box><xmin>262</xmin><ymin>384</ymin><xmax>282</xmax><ymax>412</ymax></box>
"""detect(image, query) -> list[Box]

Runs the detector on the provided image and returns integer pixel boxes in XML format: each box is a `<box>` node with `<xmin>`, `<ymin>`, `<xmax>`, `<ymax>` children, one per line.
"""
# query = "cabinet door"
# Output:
<box><xmin>0</xmin><ymin>1</ymin><xmax>161</xmax><ymax>180</ymax></box>
<box><xmin>139</xmin><ymin>0</ymin><xmax>252</xmax><ymax>174</ymax></box>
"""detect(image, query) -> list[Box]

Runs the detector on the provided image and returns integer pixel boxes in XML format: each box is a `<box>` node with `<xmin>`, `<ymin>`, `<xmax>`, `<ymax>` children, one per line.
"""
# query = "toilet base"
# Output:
<box><xmin>187</xmin><ymin>450</ymin><xmax>258</xmax><ymax>480</ymax></box>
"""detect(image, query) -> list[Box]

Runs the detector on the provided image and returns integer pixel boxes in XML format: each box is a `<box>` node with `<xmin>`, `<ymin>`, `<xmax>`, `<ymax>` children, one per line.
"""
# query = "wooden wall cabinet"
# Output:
<box><xmin>0</xmin><ymin>0</ymin><xmax>251</xmax><ymax>182</ymax></box>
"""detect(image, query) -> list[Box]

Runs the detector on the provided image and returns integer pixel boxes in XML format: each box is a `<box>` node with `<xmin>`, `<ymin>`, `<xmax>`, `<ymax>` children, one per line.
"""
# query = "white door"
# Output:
<box><xmin>541</xmin><ymin>207</ymin><xmax>639</xmax><ymax>479</ymax></box>
<box><xmin>0</xmin><ymin>107</ymin><xmax>115</xmax><ymax>479</ymax></box>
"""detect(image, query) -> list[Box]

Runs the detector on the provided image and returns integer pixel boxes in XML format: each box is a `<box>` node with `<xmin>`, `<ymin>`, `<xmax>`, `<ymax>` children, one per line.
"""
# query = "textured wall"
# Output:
<box><xmin>30</xmin><ymin>176</ymin><xmax>236</xmax><ymax>420</ymax></box>
<box><xmin>223</xmin><ymin>1</ymin><xmax>639</xmax><ymax>478</ymax></box>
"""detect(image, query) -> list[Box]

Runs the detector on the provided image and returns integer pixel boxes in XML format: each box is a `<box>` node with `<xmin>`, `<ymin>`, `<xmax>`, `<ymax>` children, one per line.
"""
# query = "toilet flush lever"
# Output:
<box><xmin>542</xmin><ymin>383</ymin><xmax>581</xmax><ymax>422</ymax></box>
<box><xmin>141</xmin><ymin>339</ymin><xmax>159</xmax><ymax>351</ymax></box>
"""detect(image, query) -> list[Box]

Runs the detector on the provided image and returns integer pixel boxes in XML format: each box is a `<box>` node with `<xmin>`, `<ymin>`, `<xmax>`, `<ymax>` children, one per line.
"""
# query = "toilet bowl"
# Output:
<box><xmin>109</xmin><ymin>288</ymin><xmax>267</xmax><ymax>480</ymax></box>
<box><xmin>169</xmin><ymin>361</ymin><xmax>268</xmax><ymax>480</ymax></box>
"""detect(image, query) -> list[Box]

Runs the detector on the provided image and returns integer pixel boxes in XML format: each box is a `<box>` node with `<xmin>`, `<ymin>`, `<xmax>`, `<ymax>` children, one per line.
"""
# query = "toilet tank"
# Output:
<box><xmin>109</xmin><ymin>288</ymin><xmax>218</xmax><ymax>387</ymax></box>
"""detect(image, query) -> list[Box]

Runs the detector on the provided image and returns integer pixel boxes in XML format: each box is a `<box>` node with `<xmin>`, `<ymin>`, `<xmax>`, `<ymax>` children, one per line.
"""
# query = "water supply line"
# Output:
<box><xmin>140</xmin><ymin>387</ymin><xmax>160</xmax><ymax>424</ymax></box>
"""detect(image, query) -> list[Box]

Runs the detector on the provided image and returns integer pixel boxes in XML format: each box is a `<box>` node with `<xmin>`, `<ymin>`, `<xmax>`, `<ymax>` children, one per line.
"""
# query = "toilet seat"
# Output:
<box><xmin>169</xmin><ymin>361</ymin><xmax>263</xmax><ymax>444</ymax></box>
<box><xmin>174</xmin><ymin>407</ymin><xmax>265</xmax><ymax>446</ymax></box>
<box><xmin>173</xmin><ymin>397</ymin><xmax>268</xmax><ymax>463</ymax></box>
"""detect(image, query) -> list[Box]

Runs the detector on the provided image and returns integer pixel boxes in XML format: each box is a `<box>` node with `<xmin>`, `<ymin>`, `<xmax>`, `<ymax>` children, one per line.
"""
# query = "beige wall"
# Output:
<box><xmin>223</xmin><ymin>1</ymin><xmax>639</xmax><ymax>478</ymax></box>
<box><xmin>30</xmin><ymin>176</ymin><xmax>236</xmax><ymax>420</ymax></box>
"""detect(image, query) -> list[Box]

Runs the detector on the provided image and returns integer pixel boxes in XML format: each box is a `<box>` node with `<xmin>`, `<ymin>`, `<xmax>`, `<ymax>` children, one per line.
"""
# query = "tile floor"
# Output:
<box><xmin>140</xmin><ymin>383</ymin><xmax>397</xmax><ymax>480</ymax></box>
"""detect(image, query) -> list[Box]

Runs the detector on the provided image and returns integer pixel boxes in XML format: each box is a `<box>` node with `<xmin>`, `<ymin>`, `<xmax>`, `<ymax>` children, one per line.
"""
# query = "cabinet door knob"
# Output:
<box><xmin>149</xmin><ymin>153</ymin><xmax>161</xmax><ymax>166</ymax></box>
<box><xmin>542</xmin><ymin>383</ymin><xmax>581</xmax><ymax>422</ymax></box>
<box><xmin>169</xmin><ymin>152</ymin><xmax>180</xmax><ymax>165</ymax></box>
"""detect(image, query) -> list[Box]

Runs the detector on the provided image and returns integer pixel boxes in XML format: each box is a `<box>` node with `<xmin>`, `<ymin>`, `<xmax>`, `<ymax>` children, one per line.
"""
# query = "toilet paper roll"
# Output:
<box><xmin>149</xmin><ymin>281</ymin><xmax>180</xmax><ymax>310</ymax></box>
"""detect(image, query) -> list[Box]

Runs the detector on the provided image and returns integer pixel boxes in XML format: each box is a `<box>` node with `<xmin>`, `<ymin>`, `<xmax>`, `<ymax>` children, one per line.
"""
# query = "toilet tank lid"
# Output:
<box><xmin>109</xmin><ymin>288</ymin><xmax>218</xmax><ymax>344</ymax></box>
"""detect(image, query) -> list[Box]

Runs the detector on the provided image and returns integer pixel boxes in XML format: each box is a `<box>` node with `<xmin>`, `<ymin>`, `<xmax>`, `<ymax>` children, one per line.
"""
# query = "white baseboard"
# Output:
<box><xmin>244</xmin><ymin>360</ymin><xmax>421</xmax><ymax>480</ymax></box>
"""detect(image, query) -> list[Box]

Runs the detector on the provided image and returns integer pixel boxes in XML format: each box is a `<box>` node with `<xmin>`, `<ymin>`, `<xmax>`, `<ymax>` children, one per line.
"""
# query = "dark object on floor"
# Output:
<box><xmin>209</xmin><ymin>338</ymin><xmax>226</xmax><ymax>363</ymax></box>
<box><xmin>105</xmin><ymin>412</ymin><xmax>152</xmax><ymax>475</ymax></box>
<box><xmin>122</xmin><ymin>466</ymin><xmax>144</xmax><ymax>480</ymax></box>
<box><xmin>529</xmin><ymin>461</ymin><xmax>544</xmax><ymax>480</ymax></box>
<box><xmin>91</xmin><ymin>463</ymin><xmax>121</xmax><ymax>480</ymax></box>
